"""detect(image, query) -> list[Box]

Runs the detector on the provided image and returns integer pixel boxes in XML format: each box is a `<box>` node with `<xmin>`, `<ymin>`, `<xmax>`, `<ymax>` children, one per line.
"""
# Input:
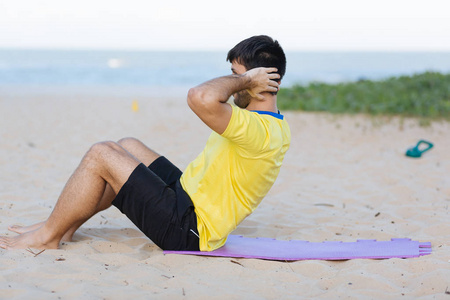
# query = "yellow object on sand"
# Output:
<box><xmin>131</xmin><ymin>100</ymin><xmax>139</xmax><ymax>112</ymax></box>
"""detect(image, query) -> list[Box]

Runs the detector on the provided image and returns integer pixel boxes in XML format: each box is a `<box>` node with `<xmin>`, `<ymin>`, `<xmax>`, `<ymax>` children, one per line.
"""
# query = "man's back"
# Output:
<box><xmin>181</xmin><ymin>104</ymin><xmax>291</xmax><ymax>251</ymax></box>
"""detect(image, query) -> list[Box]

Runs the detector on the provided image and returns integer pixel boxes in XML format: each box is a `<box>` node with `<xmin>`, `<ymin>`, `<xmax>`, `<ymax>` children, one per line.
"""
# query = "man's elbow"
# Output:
<box><xmin>187</xmin><ymin>87</ymin><xmax>208</xmax><ymax>110</ymax></box>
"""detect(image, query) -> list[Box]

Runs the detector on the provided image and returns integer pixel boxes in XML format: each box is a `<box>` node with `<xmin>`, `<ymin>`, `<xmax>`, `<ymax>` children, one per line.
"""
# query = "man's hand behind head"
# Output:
<box><xmin>244</xmin><ymin>67</ymin><xmax>280</xmax><ymax>100</ymax></box>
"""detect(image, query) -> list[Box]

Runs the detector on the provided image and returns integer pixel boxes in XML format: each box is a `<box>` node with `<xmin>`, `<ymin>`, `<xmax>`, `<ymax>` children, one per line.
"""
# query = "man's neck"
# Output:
<box><xmin>246</xmin><ymin>95</ymin><xmax>278</xmax><ymax>113</ymax></box>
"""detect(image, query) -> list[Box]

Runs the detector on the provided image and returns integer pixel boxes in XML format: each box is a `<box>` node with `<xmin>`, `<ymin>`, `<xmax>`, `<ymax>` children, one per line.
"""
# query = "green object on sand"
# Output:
<box><xmin>406</xmin><ymin>140</ymin><xmax>434</xmax><ymax>158</ymax></box>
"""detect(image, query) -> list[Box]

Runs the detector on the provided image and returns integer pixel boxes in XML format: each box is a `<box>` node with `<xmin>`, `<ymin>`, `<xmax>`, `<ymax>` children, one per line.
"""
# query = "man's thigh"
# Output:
<box><xmin>111</xmin><ymin>163</ymin><xmax>179</xmax><ymax>249</ymax></box>
<box><xmin>87</xmin><ymin>141</ymin><xmax>140</xmax><ymax>195</ymax></box>
<box><xmin>148</xmin><ymin>156</ymin><xmax>183</xmax><ymax>186</ymax></box>
<box><xmin>118</xmin><ymin>137</ymin><xmax>160</xmax><ymax>167</ymax></box>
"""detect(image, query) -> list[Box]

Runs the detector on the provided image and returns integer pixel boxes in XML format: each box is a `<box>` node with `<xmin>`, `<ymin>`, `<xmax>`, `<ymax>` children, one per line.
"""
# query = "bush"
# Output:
<box><xmin>278</xmin><ymin>72</ymin><xmax>450</xmax><ymax>120</ymax></box>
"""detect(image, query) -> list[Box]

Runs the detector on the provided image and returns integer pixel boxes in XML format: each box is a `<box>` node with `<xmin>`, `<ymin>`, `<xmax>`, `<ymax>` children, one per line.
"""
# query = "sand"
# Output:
<box><xmin>0</xmin><ymin>87</ymin><xmax>449</xmax><ymax>299</ymax></box>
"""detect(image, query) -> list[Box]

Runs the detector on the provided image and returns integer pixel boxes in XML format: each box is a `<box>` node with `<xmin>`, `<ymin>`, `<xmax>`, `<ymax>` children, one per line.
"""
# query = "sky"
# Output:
<box><xmin>0</xmin><ymin>0</ymin><xmax>449</xmax><ymax>51</ymax></box>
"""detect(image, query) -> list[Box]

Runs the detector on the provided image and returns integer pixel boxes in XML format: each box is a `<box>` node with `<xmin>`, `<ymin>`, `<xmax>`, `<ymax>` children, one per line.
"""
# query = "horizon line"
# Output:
<box><xmin>1</xmin><ymin>47</ymin><xmax>450</xmax><ymax>53</ymax></box>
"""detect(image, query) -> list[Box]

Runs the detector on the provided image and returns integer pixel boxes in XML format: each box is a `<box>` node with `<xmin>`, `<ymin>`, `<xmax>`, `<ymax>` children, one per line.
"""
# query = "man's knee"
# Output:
<box><xmin>117</xmin><ymin>137</ymin><xmax>141</xmax><ymax>148</ymax></box>
<box><xmin>86</xmin><ymin>141</ymin><xmax>123</xmax><ymax>163</ymax></box>
<box><xmin>116</xmin><ymin>137</ymin><xmax>160</xmax><ymax>166</ymax></box>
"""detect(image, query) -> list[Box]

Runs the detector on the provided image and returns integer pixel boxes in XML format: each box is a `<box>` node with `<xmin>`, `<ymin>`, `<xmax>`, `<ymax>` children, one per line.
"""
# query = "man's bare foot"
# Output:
<box><xmin>8</xmin><ymin>222</ymin><xmax>44</xmax><ymax>234</ymax></box>
<box><xmin>0</xmin><ymin>228</ymin><xmax>59</xmax><ymax>250</ymax></box>
<box><xmin>9</xmin><ymin>222</ymin><xmax>74</xmax><ymax>242</ymax></box>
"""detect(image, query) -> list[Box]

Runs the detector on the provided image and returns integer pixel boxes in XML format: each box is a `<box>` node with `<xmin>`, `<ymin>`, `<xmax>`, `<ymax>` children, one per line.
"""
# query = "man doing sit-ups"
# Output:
<box><xmin>0</xmin><ymin>35</ymin><xmax>290</xmax><ymax>252</ymax></box>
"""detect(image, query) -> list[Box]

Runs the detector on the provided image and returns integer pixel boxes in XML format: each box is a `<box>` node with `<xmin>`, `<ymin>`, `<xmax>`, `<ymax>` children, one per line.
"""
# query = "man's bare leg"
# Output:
<box><xmin>3</xmin><ymin>137</ymin><xmax>160</xmax><ymax>246</ymax></box>
<box><xmin>59</xmin><ymin>138</ymin><xmax>160</xmax><ymax>241</ymax></box>
<box><xmin>0</xmin><ymin>141</ymin><xmax>137</xmax><ymax>250</ymax></box>
<box><xmin>8</xmin><ymin>184</ymin><xmax>116</xmax><ymax>242</ymax></box>
<box><xmin>7</xmin><ymin>184</ymin><xmax>114</xmax><ymax>241</ymax></box>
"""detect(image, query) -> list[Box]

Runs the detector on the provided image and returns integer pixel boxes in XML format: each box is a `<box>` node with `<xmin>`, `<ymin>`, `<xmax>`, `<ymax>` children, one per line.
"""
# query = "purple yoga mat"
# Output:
<box><xmin>164</xmin><ymin>235</ymin><xmax>432</xmax><ymax>261</ymax></box>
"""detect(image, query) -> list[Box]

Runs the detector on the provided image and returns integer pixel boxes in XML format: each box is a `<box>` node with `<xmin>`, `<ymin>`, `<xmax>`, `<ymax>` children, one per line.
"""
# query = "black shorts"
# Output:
<box><xmin>112</xmin><ymin>156</ymin><xmax>200</xmax><ymax>251</ymax></box>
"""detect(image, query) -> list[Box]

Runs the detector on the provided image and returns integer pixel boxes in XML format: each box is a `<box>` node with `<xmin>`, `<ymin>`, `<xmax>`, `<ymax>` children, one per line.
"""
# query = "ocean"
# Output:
<box><xmin>1</xmin><ymin>49</ymin><xmax>450</xmax><ymax>96</ymax></box>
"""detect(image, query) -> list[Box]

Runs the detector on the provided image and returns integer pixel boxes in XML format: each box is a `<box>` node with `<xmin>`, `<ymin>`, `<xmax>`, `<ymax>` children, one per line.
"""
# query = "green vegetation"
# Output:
<box><xmin>278</xmin><ymin>72</ymin><xmax>450</xmax><ymax>120</ymax></box>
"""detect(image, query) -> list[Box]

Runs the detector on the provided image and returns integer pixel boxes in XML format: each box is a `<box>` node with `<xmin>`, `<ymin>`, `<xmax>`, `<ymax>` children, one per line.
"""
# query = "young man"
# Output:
<box><xmin>0</xmin><ymin>35</ymin><xmax>291</xmax><ymax>252</ymax></box>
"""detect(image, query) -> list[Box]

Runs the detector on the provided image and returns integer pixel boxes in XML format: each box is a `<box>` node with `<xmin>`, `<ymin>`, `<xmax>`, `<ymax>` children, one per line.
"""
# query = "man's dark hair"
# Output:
<box><xmin>227</xmin><ymin>35</ymin><xmax>286</xmax><ymax>80</ymax></box>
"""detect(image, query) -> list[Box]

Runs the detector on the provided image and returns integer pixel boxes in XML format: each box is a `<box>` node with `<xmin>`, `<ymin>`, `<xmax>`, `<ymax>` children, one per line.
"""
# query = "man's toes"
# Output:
<box><xmin>0</xmin><ymin>241</ymin><xmax>10</xmax><ymax>250</ymax></box>
<box><xmin>8</xmin><ymin>225</ymin><xmax>22</xmax><ymax>233</ymax></box>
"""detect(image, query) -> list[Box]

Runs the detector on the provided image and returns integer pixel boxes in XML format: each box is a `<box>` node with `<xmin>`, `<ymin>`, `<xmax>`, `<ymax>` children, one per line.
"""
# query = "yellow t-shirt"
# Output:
<box><xmin>180</xmin><ymin>104</ymin><xmax>291</xmax><ymax>251</ymax></box>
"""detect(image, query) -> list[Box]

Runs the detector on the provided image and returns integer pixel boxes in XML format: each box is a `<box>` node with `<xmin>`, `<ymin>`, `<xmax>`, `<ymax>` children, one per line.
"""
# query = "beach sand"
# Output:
<box><xmin>0</xmin><ymin>88</ymin><xmax>449</xmax><ymax>299</ymax></box>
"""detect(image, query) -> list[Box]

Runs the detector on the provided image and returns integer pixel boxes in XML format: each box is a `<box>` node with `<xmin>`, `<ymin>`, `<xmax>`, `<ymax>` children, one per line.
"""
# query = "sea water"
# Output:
<box><xmin>1</xmin><ymin>50</ymin><xmax>450</xmax><ymax>95</ymax></box>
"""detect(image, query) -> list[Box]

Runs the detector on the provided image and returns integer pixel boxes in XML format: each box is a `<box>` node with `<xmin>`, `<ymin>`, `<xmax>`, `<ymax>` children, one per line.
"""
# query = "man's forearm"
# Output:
<box><xmin>188</xmin><ymin>67</ymin><xmax>279</xmax><ymax>107</ymax></box>
<box><xmin>188</xmin><ymin>74</ymin><xmax>250</xmax><ymax>106</ymax></box>
<box><xmin>186</xmin><ymin>67</ymin><xmax>279</xmax><ymax>134</ymax></box>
